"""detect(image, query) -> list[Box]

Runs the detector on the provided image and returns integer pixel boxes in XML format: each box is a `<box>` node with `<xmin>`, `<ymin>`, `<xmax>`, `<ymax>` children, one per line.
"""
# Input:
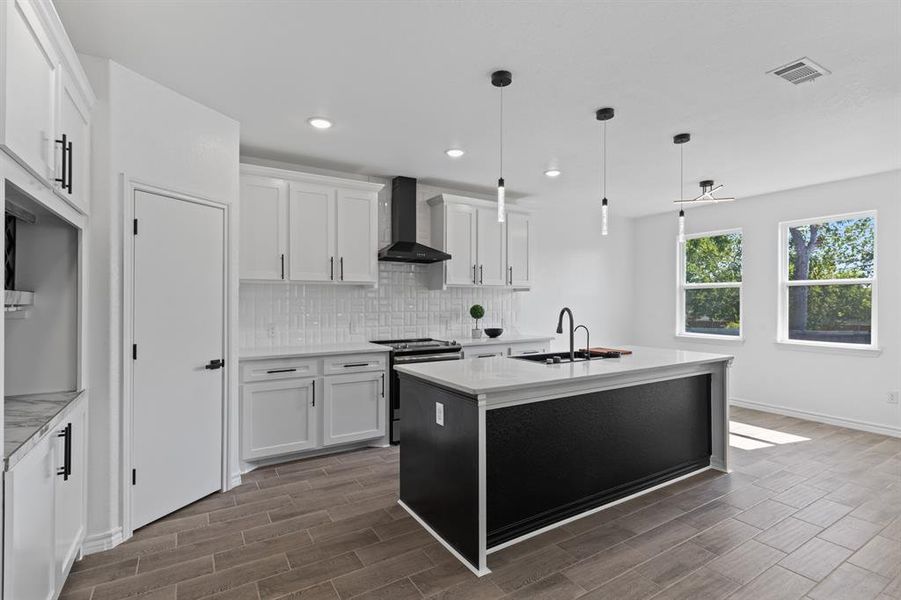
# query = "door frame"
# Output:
<box><xmin>120</xmin><ymin>175</ymin><xmax>231</xmax><ymax>538</ymax></box>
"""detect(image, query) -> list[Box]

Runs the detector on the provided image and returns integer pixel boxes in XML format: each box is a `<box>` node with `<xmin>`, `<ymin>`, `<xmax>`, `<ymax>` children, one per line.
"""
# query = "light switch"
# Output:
<box><xmin>435</xmin><ymin>402</ymin><xmax>445</xmax><ymax>426</ymax></box>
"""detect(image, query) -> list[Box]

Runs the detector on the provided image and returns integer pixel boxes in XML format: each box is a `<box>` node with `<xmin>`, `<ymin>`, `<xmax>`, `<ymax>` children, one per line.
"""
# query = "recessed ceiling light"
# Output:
<box><xmin>307</xmin><ymin>117</ymin><xmax>333</xmax><ymax>129</ymax></box>
<box><xmin>445</xmin><ymin>148</ymin><xmax>465</xmax><ymax>158</ymax></box>
<box><xmin>544</xmin><ymin>169</ymin><xmax>562</xmax><ymax>178</ymax></box>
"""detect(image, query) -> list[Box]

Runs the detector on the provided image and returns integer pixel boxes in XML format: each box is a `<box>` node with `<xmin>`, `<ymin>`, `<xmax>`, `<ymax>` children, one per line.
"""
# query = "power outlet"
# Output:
<box><xmin>435</xmin><ymin>402</ymin><xmax>445</xmax><ymax>426</ymax></box>
<box><xmin>888</xmin><ymin>390</ymin><xmax>900</xmax><ymax>405</ymax></box>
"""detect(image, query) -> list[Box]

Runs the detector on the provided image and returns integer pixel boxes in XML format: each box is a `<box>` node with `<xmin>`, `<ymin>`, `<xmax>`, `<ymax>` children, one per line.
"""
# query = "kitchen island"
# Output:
<box><xmin>394</xmin><ymin>346</ymin><xmax>732</xmax><ymax>575</ymax></box>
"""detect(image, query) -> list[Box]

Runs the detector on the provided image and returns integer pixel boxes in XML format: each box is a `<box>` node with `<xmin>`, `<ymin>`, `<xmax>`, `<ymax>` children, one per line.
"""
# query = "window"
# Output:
<box><xmin>779</xmin><ymin>212</ymin><xmax>876</xmax><ymax>348</ymax></box>
<box><xmin>678</xmin><ymin>230</ymin><xmax>742</xmax><ymax>338</ymax></box>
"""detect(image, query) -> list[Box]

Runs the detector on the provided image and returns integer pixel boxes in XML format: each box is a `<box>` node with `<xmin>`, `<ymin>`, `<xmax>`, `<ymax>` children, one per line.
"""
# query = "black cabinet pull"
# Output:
<box><xmin>330</xmin><ymin>257</ymin><xmax>334</xmax><ymax>280</ymax></box>
<box><xmin>472</xmin><ymin>264</ymin><xmax>477</xmax><ymax>284</ymax></box>
<box><xmin>54</xmin><ymin>134</ymin><xmax>69</xmax><ymax>191</ymax></box>
<box><xmin>280</xmin><ymin>254</ymin><xmax>285</xmax><ymax>280</ymax></box>
<box><xmin>508</xmin><ymin>266</ymin><xmax>513</xmax><ymax>285</ymax></box>
<box><xmin>381</xmin><ymin>373</ymin><xmax>385</xmax><ymax>397</ymax></box>
<box><xmin>342</xmin><ymin>362</ymin><xmax>370</xmax><ymax>368</ymax></box>
<box><xmin>57</xmin><ymin>423</ymin><xmax>72</xmax><ymax>480</ymax></box>
<box><xmin>340</xmin><ymin>257</ymin><xmax>344</xmax><ymax>280</ymax></box>
<box><xmin>266</xmin><ymin>367</ymin><xmax>296</xmax><ymax>374</ymax></box>
<box><xmin>477</xmin><ymin>353</ymin><xmax>496</xmax><ymax>358</ymax></box>
<box><xmin>205</xmin><ymin>359</ymin><xmax>224</xmax><ymax>370</ymax></box>
<box><xmin>479</xmin><ymin>265</ymin><xmax>484</xmax><ymax>284</ymax></box>
<box><xmin>312</xmin><ymin>380</ymin><xmax>316</xmax><ymax>407</ymax></box>
<box><xmin>66</xmin><ymin>139</ymin><xmax>73</xmax><ymax>194</ymax></box>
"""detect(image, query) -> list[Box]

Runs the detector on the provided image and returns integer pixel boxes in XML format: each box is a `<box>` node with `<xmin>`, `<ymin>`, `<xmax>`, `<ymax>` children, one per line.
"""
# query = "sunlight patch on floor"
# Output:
<box><xmin>728</xmin><ymin>420</ymin><xmax>812</xmax><ymax>451</ymax></box>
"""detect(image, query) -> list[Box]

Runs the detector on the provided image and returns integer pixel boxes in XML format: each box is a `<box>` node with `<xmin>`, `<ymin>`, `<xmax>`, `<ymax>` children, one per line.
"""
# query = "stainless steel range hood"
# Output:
<box><xmin>378</xmin><ymin>177</ymin><xmax>451</xmax><ymax>264</ymax></box>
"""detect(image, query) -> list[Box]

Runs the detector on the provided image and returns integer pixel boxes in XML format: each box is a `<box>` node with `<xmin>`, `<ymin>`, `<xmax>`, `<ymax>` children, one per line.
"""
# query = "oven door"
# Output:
<box><xmin>391</xmin><ymin>351</ymin><xmax>462</xmax><ymax>443</ymax></box>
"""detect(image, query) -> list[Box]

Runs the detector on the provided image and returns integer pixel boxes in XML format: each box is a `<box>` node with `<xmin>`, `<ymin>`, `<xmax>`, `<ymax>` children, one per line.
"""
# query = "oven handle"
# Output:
<box><xmin>393</xmin><ymin>353</ymin><xmax>463</xmax><ymax>364</ymax></box>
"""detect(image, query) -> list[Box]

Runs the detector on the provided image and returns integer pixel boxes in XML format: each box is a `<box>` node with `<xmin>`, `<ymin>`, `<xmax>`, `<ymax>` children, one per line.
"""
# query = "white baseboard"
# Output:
<box><xmin>731</xmin><ymin>397</ymin><xmax>901</xmax><ymax>438</ymax></box>
<box><xmin>81</xmin><ymin>526</ymin><xmax>124</xmax><ymax>555</ymax></box>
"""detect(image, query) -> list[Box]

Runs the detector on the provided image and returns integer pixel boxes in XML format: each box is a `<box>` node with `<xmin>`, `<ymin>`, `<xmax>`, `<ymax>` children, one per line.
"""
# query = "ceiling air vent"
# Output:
<box><xmin>768</xmin><ymin>57</ymin><xmax>831</xmax><ymax>85</ymax></box>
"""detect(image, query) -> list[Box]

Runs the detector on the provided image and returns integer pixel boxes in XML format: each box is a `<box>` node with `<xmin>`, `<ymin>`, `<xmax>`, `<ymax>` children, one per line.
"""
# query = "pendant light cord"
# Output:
<box><xmin>680</xmin><ymin>144</ymin><xmax>684</xmax><ymax>203</ymax></box>
<box><xmin>603</xmin><ymin>120</ymin><xmax>607</xmax><ymax>197</ymax></box>
<box><xmin>499</xmin><ymin>87</ymin><xmax>504</xmax><ymax>179</ymax></box>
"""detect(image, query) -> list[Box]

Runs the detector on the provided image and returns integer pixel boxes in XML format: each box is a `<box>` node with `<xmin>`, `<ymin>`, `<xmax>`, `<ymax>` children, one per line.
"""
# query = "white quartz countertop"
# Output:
<box><xmin>240</xmin><ymin>342</ymin><xmax>392</xmax><ymax>360</ymax></box>
<box><xmin>394</xmin><ymin>346</ymin><xmax>733</xmax><ymax>397</ymax></box>
<box><xmin>453</xmin><ymin>334</ymin><xmax>553</xmax><ymax>347</ymax></box>
<box><xmin>5</xmin><ymin>390</ymin><xmax>85</xmax><ymax>470</ymax></box>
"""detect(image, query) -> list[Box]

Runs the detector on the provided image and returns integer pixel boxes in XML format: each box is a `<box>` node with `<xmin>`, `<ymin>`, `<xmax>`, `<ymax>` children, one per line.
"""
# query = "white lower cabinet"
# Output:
<box><xmin>240</xmin><ymin>353</ymin><xmax>389</xmax><ymax>462</ymax></box>
<box><xmin>241</xmin><ymin>378</ymin><xmax>318</xmax><ymax>460</ymax></box>
<box><xmin>322</xmin><ymin>372</ymin><xmax>386</xmax><ymax>446</ymax></box>
<box><xmin>4</xmin><ymin>395</ymin><xmax>87</xmax><ymax>600</ymax></box>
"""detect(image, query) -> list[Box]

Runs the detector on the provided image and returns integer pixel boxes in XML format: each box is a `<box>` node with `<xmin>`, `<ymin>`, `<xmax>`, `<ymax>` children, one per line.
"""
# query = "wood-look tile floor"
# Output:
<box><xmin>62</xmin><ymin>407</ymin><xmax>901</xmax><ymax>600</ymax></box>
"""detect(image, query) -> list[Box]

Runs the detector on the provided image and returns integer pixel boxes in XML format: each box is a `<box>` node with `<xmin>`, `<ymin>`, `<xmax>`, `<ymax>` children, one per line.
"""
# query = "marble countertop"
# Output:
<box><xmin>5</xmin><ymin>390</ymin><xmax>85</xmax><ymax>470</ymax></box>
<box><xmin>240</xmin><ymin>342</ymin><xmax>392</xmax><ymax>361</ymax></box>
<box><xmin>395</xmin><ymin>346</ymin><xmax>733</xmax><ymax>397</ymax></box>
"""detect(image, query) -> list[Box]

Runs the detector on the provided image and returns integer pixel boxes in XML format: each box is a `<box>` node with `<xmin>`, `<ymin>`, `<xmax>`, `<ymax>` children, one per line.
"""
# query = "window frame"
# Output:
<box><xmin>777</xmin><ymin>210</ymin><xmax>878</xmax><ymax>352</ymax></box>
<box><xmin>676</xmin><ymin>227</ymin><xmax>744</xmax><ymax>341</ymax></box>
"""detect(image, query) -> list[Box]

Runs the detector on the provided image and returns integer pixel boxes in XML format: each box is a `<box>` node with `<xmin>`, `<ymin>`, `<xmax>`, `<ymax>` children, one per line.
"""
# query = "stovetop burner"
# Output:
<box><xmin>371</xmin><ymin>337</ymin><xmax>460</xmax><ymax>353</ymax></box>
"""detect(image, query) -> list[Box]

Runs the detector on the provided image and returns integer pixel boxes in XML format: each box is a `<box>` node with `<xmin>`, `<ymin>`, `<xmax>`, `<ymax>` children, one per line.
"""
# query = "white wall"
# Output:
<box><xmin>4</xmin><ymin>209</ymin><xmax>78</xmax><ymax>395</ymax></box>
<box><xmin>518</xmin><ymin>205</ymin><xmax>635</xmax><ymax>351</ymax></box>
<box><xmin>80</xmin><ymin>57</ymin><xmax>240</xmax><ymax>550</ymax></box>
<box><xmin>631</xmin><ymin>170</ymin><xmax>901</xmax><ymax>436</ymax></box>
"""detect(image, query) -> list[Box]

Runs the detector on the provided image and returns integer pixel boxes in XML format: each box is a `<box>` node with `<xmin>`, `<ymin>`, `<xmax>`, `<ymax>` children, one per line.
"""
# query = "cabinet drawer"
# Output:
<box><xmin>323</xmin><ymin>353</ymin><xmax>387</xmax><ymax>375</ymax></box>
<box><xmin>241</xmin><ymin>358</ymin><xmax>320</xmax><ymax>383</ymax></box>
<box><xmin>463</xmin><ymin>344</ymin><xmax>506</xmax><ymax>359</ymax></box>
<box><xmin>508</xmin><ymin>343</ymin><xmax>546</xmax><ymax>356</ymax></box>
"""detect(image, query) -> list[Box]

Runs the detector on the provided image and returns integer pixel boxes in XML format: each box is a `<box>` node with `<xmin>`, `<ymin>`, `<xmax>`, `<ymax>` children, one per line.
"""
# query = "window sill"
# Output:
<box><xmin>774</xmin><ymin>340</ymin><xmax>882</xmax><ymax>357</ymax></box>
<box><xmin>675</xmin><ymin>333</ymin><xmax>745</xmax><ymax>345</ymax></box>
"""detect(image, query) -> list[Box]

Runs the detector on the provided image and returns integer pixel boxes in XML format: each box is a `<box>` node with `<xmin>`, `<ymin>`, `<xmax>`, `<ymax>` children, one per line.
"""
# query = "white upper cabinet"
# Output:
<box><xmin>1</xmin><ymin>0</ymin><xmax>60</xmax><ymax>181</ymax></box>
<box><xmin>476</xmin><ymin>207</ymin><xmax>507</xmax><ymax>286</ymax></box>
<box><xmin>239</xmin><ymin>165</ymin><xmax>383</xmax><ymax>284</ymax></box>
<box><xmin>335</xmin><ymin>189</ymin><xmax>377</xmax><ymax>283</ymax></box>
<box><xmin>55</xmin><ymin>68</ymin><xmax>92</xmax><ymax>212</ymax></box>
<box><xmin>1</xmin><ymin>0</ymin><xmax>95</xmax><ymax>212</ymax></box>
<box><xmin>506</xmin><ymin>211</ymin><xmax>532</xmax><ymax>288</ymax></box>
<box><xmin>240</xmin><ymin>175</ymin><xmax>288</xmax><ymax>280</ymax></box>
<box><xmin>288</xmin><ymin>182</ymin><xmax>334</xmax><ymax>282</ymax></box>
<box><xmin>443</xmin><ymin>202</ymin><xmax>478</xmax><ymax>285</ymax></box>
<box><xmin>428</xmin><ymin>194</ymin><xmax>531</xmax><ymax>290</ymax></box>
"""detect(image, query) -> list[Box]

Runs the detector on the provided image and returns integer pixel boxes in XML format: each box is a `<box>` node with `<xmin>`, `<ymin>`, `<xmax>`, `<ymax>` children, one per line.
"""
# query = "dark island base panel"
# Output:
<box><xmin>486</xmin><ymin>374</ymin><xmax>712</xmax><ymax>546</ymax></box>
<box><xmin>398</xmin><ymin>375</ymin><xmax>481</xmax><ymax>567</ymax></box>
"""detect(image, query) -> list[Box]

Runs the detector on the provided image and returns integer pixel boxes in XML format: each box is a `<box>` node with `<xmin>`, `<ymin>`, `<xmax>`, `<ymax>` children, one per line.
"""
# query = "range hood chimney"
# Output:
<box><xmin>378</xmin><ymin>176</ymin><xmax>451</xmax><ymax>263</ymax></box>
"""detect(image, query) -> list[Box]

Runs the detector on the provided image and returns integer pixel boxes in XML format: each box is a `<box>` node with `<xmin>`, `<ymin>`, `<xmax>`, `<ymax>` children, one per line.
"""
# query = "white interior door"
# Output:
<box><xmin>132</xmin><ymin>190</ymin><xmax>225</xmax><ymax>529</ymax></box>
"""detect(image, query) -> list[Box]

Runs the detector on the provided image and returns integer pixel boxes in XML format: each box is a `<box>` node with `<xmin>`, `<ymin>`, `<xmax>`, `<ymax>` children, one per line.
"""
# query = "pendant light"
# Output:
<box><xmin>492</xmin><ymin>70</ymin><xmax>512</xmax><ymax>223</ymax></box>
<box><xmin>673</xmin><ymin>133</ymin><xmax>690</xmax><ymax>243</ymax></box>
<box><xmin>596</xmin><ymin>107</ymin><xmax>614</xmax><ymax>236</ymax></box>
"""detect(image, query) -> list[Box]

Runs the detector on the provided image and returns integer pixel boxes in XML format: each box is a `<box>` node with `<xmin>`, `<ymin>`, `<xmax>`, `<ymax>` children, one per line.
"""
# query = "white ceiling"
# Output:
<box><xmin>55</xmin><ymin>0</ymin><xmax>901</xmax><ymax>216</ymax></box>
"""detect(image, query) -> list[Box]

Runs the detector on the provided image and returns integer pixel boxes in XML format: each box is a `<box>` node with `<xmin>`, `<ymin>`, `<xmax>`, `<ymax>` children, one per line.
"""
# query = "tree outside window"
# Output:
<box><xmin>784</xmin><ymin>214</ymin><xmax>875</xmax><ymax>346</ymax></box>
<box><xmin>679</xmin><ymin>231</ymin><xmax>743</xmax><ymax>338</ymax></box>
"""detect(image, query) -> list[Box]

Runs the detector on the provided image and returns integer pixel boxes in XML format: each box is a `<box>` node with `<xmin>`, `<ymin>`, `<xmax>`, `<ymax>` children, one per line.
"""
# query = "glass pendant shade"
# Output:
<box><xmin>678</xmin><ymin>209</ymin><xmax>685</xmax><ymax>242</ymax></box>
<box><xmin>601</xmin><ymin>197</ymin><xmax>609</xmax><ymax>236</ymax></box>
<box><xmin>497</xmin><ymin>178</ymin><xmax>506</xmax><ymax>223</ymax></box>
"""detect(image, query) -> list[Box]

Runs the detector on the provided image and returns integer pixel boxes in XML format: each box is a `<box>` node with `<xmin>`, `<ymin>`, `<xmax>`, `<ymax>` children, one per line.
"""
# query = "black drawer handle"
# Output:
<box><xmin>477</xmin><ymin>353</ymin><xmax>497</xmax><ymax>358</ymax></box>
<box><xmin>266</xmin><ymin>368</ymin><xmax>297</xmax><ymax>374</ymax></box>
<box><xmin>381</xmin><ymin>373</ymin><xmax>385</xmax><ymax>397</ymax></box>
<box><xmin>521</xmin><ymin>350</ymin><xmax>539</xmax><ymax>354</ymax></box>
<box><xmin>342</xmin><ymin>362</ymin><xmax>370</xmax><ymax>368</ymax></box>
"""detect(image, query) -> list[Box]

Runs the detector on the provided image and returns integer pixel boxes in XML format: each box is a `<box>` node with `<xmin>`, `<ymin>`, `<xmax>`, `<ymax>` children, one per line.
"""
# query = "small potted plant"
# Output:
<box><xmin>469</xmin><ymin>304</ymin><xmax>485</xmax><ymax>339</ymax></box>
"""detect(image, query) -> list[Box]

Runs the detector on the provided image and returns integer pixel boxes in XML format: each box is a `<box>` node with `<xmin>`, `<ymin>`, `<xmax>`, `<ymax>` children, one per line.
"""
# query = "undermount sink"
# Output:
<box><xmin>510</xmin><ymin>350</ymin><xmax>621</xmax><ymax>364</ymax></box>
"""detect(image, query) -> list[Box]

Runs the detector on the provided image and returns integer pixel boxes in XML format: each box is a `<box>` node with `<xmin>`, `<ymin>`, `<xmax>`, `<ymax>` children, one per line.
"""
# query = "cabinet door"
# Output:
<box><xmin>241</xmin><ymin>379</ymin><xmax>318</xmax><ymax>460</ymax></box>
<box><xmin>4</xmin><ymin>434</ymin><xmax>55</xmax><ymax>600</ymax></box>
<box><xmin>2</xmin><ymin>0</ymin><xmax>59</xmax><ymax>180</ymax></box>
<box><xmin>506</xmin><ymin>212</ymin><xmax>531</xmax><ymax>287</ymax></box>
<box><xmin>240</xmin><ymin>176</ymin><xmax>287</xmax><ymax>280</ymax></box>
<box><xmin>335</xmin><ymin>189</ymin><xmax>378</xmax><ymax>283</ymax></box>
<box><xmin>445</xmin><ymin>203</ymin><xmax>478</xmax><ymax>286</ymax></box>
<box><xmin>56</xmin><ymin>69</ymin><xmax>91</xmax><ymax>212</ymax></box>
<box><xmin>476</xmin><ymin>208</ymin><xmax>507</xmax><ymax>286</ymax></box>
<box><xmin>288</xmin><ymin>182</ymin><xmax>335</xmax><ymax>282</ymax></box>
<box><xmin>322</xmin><ymin>372</ymin><xmax>386</xmax><ymax>446</ymax></box>
<box><xmin>54</xmin><ymin>400</ymin><xmax>87</xmax><ymax>579</ymax></box>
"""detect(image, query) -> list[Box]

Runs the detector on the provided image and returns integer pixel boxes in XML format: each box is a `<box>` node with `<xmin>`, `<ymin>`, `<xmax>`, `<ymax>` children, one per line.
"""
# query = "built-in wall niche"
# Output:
<box><xmin>4</xmin><ymin>182</ymin><xmax>79</xmax><ymax>396</ymax></box>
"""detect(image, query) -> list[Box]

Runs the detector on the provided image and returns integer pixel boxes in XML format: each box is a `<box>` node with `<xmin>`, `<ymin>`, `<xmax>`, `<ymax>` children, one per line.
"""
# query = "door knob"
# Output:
<box><xmin>205</xmin><ymin>359</ymin><xmax>224</xmax><ymax>370</ymax></box>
